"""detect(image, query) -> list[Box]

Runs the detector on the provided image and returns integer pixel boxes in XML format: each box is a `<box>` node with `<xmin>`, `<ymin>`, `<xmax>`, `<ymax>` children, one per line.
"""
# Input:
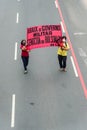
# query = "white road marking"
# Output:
<box><xmin>74</xmin><ymin>32</ymin><xmax>87</xmax><ymax>35</ymax></box>
<box><xmin>78</xmin><ymin>48</ymin><xmax>87</xmax><ymax>66</ymax></box>
<box><xmin>78</xmin><ymin>48</ymin><xmax>87</xmax><ymax>57</ymax></box>
<box><xmin>17</xmin><ymin>0</ymin><xmax>20</xmax><ymax>1</ymax></box>
<box><xmin>16</xmin><ymin>13</ymin><xmax>19</xmax><ymax>23</ymax></box>
<box><xmin>60</xmin><ymin>21</ymin><xmax>65</xmax><ymax>33</ymax></box>
<box><xmin>55</xmin><ymin>0</ymin><xmax>58</xmax><ymax>8</ymax></box>
<box><xmin>84</xmin><ymin>59</ymin><xmax>87</xmax><ymax>66</ymax></box>
<box><xmin>11</xmin><ymin>94</ymin><xmax>16</xmax><ymax>128</ymax></box>
<box><xmin>70</xmin><ymin>56</ymin><xmax>78</xmax><ymax>77</ymax></box>
<box><xmin>14</xmin><ymin>42</ymin><xmax>18</xmax><ymax>60</ymax></box>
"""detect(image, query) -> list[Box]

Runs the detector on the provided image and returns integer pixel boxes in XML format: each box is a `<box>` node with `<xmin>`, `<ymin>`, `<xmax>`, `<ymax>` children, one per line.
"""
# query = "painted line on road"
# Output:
<box><xmin>16</xmin><ymin>13</ymin><xmax>19</xmax><ymax>23</ymax></box>
<box><xmin>60</xmin><ymin>21</ymin><xmax>65</xmax><ymax>33</ymax></box>
<box><xmin>56</xmin><ymin>0</ymin><xmax>87</xmax><ymax>99</ymax></box>
<box><xmin>55</xmin><ymin>0</ymin><xmax>58</xmax><ymax>8</ymax></box>
<box><xmin>74</xmin><ymin>32</ymin><xmax>87</xmax><ymax>35</ymax></box>
<box><xmin>11</xmin><ymin>94</ymin><xmax>16</xmax><ymax>128</ymax></box>
<box><xmin>70</xmin><ymin>56</ymin><xmax>78</xmax><ymax>77</ymax></box>
<box><xmin>78</xmin><ymin>48</ymin><xmax>87</xmax><ymax>57</ymax></box>
<box><xmin>14</xmin><ymin>42</ymin><xmax>18</xmax><ymax>60</ymax></box>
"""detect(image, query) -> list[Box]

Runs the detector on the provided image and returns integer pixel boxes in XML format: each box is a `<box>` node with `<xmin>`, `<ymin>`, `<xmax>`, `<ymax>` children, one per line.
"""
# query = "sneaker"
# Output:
<box><xmin>24</xmin><ymin>70</ymin><xmax>28</xmax><ymax>74</ymax></box>
<box><xmin>59</xmin><ymin>68</ymin><xmax>63</xmax><ymax>71</ymax></box>
<box><xmin>62</xmin><ymin>68</ymin><xmax>67</xmax><ymax>72</ymax></box>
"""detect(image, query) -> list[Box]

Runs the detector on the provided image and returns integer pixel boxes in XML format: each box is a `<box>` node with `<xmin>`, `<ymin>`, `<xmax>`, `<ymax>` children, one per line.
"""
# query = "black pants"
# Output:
<box><xmin>58</xmin><ymin>55</ymin><xmax>67</xmax><ymax>69</ymax></box>
<box><xmin>21</xmin><ymin>56</ymin><xmax>29</xmax><ymax>70</ymax></box>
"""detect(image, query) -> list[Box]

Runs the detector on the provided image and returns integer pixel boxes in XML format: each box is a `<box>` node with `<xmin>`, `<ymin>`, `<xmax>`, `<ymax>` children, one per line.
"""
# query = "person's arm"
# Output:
<box><xmin>22</xmin><ymin>46</ymin><xmax>27</xmax><ymax>51</ymax></box>
<box><xmin>26</xmin><ymin>45</ymin><xmax>31</xmax><ymax>52</ymax></box>
<box><xmin>20</xmin><ymin>45</ymin><xmax>25</xmax><ymax>50</ymax></box>
<box><xmin>61</xmin><ymin>43</ymin><xmax>70</xmax><ymax>51</ymax></box>
<box><xmin>20</xmin><ymin>45</ymin><xmax>29</xmax><ymax>51</ymax></box>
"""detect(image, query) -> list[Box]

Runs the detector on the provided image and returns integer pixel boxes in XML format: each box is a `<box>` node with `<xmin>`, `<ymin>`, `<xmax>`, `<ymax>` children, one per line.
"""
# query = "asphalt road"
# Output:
<box><xmin>0</xmin><ymin>0</ymin><xmax>87</xmax><ymax>130</ymax></box>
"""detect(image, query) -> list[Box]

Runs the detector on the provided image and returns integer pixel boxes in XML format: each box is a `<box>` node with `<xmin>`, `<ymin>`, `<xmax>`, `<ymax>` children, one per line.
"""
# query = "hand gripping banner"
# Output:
<box><xmin>27</xmin><ymin>24</ymin><xmax>62</xmax><ymax>50</ymax></box>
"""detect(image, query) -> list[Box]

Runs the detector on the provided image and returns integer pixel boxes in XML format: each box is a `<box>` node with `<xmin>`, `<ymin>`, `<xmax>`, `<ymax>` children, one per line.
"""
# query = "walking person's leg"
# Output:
<box><xmin>62</xmin><ymin>56</ymin><xmax>67</xmax><ymax>71</ymax></box>
<box><xmin>26</xmin><ymin>56</ymin><xmax>29</xmax><ymax>67</ymax></box>
<box><xmin>21</xmin><ymin>56</ymin><xmax>28</xmax><ymax>73</ymax></box>
<box><xmin>58</xmin><ymin>55</ymin><xmax>63</xmax><ymax>70</ymax></box>
<box><xmin>24</xmin><ymin>56</ymin><xmax>29</xmax><ymax>73</ymax></box>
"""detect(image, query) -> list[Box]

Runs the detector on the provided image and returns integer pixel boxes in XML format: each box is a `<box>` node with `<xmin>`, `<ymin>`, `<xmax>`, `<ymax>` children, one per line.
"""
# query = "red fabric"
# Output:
<box><xmin>58</xmin><ymin>42</ymin><xmax>64</xmax><ymax>47</ymax></box>
<box><xmin>27</xmin><ymin>25</ymin><xmax>62</xmax><ymax>50</ymax></box>
<box><xmin>20</xmin><ymin>45</ymin><xmax>29</xmax><ymax>57</ymax></box>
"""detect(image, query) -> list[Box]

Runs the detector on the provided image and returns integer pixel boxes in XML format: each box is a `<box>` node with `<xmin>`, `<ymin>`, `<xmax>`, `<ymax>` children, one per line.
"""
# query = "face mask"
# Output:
<box><xmin>62</xmin><ymin>39</ymin><xmax>65</xmax><ymax>42</ymax></box>
<box><xmin>23</xmin><ymin>41</ymin><xmax>26</xmax><ymax>45</ymax></box>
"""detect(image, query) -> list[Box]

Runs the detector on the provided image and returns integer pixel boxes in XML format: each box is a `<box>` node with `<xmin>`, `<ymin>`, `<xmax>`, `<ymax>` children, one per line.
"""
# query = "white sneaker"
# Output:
<box><xmin>59</xmin><ymin>68</ymin><xmax>63</xmax><ymax>71</ymax></box>
<box><xmin>63</xmin><ymin>68</ymin><xmax>67</xmax><ymax>72</ymax></box>
<box><xmin>24</xmin><ymin>70</ymin><xmax>28</xmax><ymax>74</ymax></box>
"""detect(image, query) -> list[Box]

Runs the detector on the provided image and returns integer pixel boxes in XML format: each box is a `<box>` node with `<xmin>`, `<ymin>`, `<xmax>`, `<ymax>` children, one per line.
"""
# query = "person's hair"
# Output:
<box><xmin>21</xmin><ymin>40</ymin><xmax>26</xmax><ymax>45</ymax></box>
<box><xmin>62</xmin><ymin>36</ymin><xmax>67</xmax><ymax>40</ymax></box>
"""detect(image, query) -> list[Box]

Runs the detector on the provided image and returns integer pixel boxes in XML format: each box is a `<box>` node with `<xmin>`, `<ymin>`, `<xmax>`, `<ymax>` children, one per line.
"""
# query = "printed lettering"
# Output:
<box><xmin>27</xmin><ymin>27</ymin><xmax>38</xmax><ymax>33</ymax></box>
<box><xmin>27</xmin><ymin>24</ymin><xmax>62</xmax><ymax>50</ymax></box>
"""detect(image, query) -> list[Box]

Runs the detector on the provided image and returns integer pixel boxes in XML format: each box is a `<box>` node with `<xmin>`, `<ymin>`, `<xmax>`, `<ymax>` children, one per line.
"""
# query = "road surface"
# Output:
<box><xmin>0</xmin><ymin>0</ymin><xmax>87</xmax><ymax>130</ymax></box>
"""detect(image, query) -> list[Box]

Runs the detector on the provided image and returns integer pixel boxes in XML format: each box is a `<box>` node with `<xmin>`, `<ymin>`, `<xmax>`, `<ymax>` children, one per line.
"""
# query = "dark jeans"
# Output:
<box><xmin>58</xmin><ymin>55</ymin><xmax>67</xmax><ymax>69</ymax></box>
<box><xmin>21</xmin><ymin>56</ymin><xmax>29</xmax><ymax>70</ymax></box>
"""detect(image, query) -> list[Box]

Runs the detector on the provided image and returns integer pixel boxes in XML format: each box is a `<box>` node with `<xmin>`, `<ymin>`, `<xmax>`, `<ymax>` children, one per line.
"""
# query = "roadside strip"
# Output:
<box><xmin>56</xmin><ymin>0</ymin><xmax>87</xmax><ymax>98</ymax></box>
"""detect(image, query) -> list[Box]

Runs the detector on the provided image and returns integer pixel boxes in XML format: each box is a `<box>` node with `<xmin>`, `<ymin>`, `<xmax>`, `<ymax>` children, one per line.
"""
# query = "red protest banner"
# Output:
<box><xmin>27</xmin><ymin>25</ymin><xmax>62</xmax><ymax>50</ymax></box>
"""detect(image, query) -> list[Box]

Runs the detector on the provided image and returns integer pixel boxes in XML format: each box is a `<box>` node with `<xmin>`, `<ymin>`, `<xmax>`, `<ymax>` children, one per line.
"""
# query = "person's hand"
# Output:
<box><xmin>22</xmin><ymin>46</ymin><xmax>26</xmax><ymax>50</ymax></box>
